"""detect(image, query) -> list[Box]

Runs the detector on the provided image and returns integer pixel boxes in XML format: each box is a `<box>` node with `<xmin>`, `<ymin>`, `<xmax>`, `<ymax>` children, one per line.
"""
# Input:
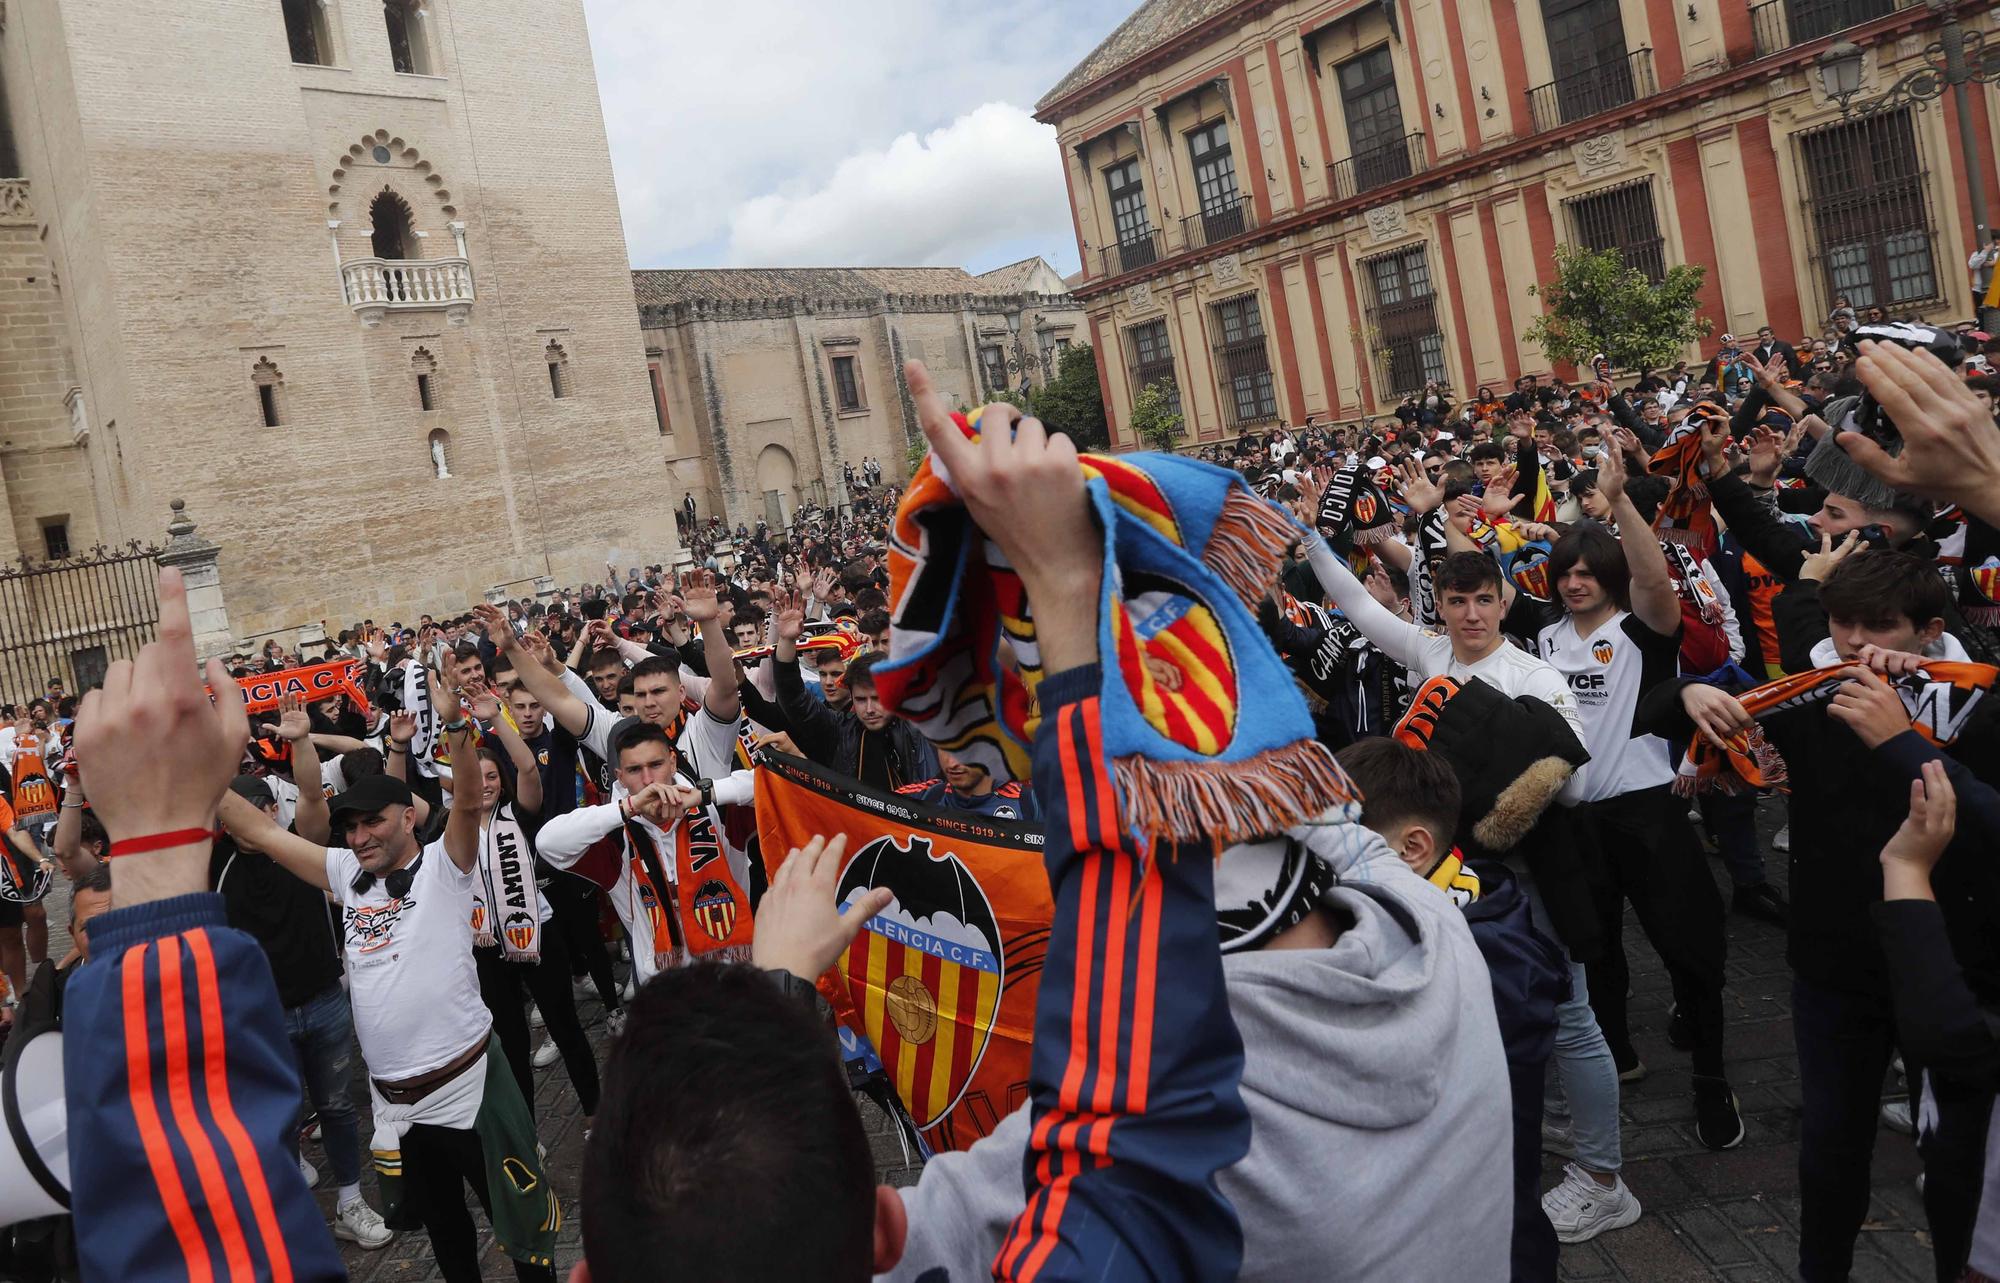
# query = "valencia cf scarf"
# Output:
<box><xmin>876</xmin><ymin>409</ymin><xmax>1357</xmax><ymax>848</ymax></box>
<box><xmin>475</xmin><ymin>803</ymin><xmax>543</xmax><ymax>962</ymax></box>
<box><xmin>1424</xmin><ymin>849</ymin><xmax>1484</xmax><ymax>908</ymax></box>
<box><xmin>619</xmin><ymin>799</ymin><xmax>752</xmax><ymax>967</ymax></box>
<box><xmin>1675</xmin><ymin>659</ymin><xmax>2000</xmax><ymax>794</ymax></box>
<box><xmin>6</xmin><ymin>743</ymin><xmax>57</xmax><ymax>825</ymax></box>
<box><xmin>1648</xmin><ymin>404</ymin><xmax>1726</xmax><ymax>558</ymax></box>
<box><xmin>1316</xmin><ymin>462</ymin><xmax>1396</xmax><ymax>547</ymax></box>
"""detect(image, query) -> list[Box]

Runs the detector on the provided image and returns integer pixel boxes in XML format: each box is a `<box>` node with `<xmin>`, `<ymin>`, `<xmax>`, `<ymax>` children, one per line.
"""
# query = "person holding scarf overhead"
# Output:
<box><xmin>461</xmin><ymin>681</ymin><xmax>600</xmax><ymax>1134</ymax></box>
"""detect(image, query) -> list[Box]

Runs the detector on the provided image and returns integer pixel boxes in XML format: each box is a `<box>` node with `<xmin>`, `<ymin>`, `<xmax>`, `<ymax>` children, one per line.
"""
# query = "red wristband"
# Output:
<box><xmin>107</xmin><ymin>828</ymin><xmax>219</xmax><ymax>858</ymax></box>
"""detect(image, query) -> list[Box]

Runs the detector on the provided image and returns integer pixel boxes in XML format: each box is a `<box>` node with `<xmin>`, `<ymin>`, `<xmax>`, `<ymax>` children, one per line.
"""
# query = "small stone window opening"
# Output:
<box><xmin>546</xmin><ymin>341</ymin><xmax>571</xmax><ymax>399</ymax></box>
<box><xmin>429</xmin><ymin>428</ymin><xmax>452</xmax><ymax>479</ymax></box>
<box><xmin>40</xmin><ymin>520</ymin><xmax>70</xmax><ymax>561</ymax></box>
<box><xmin>413</xmin><ymin>348</ymin><xmax>439</xmax><ymax>410</ymax></box>
<box><xmin>253</xmin><ymin>358</ymin><xmax>286</xmax><ymax>427</ymax></box>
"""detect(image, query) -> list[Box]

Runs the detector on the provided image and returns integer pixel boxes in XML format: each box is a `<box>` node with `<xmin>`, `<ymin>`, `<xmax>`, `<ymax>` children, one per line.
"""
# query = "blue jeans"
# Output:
<box><xmin>1515</xmin><ymin>861</ymin><xmax>1624</xmax><ymax>1174</ymax></box>
<box><xmin>283</xmin><ymin>983</ymin><xmax>362</xmax><ymax>1189</ymax></box>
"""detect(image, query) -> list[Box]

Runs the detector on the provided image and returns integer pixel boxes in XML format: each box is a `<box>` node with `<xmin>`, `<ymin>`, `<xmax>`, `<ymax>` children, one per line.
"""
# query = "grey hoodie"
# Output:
<box><xmin>884</xmin><ymin>836</ymin><xmax>1514</xmax><ymax>1283</ymax></box>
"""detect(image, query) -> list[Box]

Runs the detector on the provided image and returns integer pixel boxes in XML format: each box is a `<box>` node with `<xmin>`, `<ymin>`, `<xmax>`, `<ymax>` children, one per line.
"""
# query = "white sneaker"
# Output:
<box><xmin>333</xmin><ymin>1198</ymin><xmax>393</xmax><ymax>1249</ymax></box>
<box><xmin>1542</xmin><ymin>1163</ymin><xmax>1642</xmax><ymax>1244</ymax></box>
<box><xmin>529</xmin><ymin>1003</ymin><xmax>545</xmax><ymax>1030</ymax></box>
<box><xmin>621</xmin><ymin>976</ymin><xmax>636</xmax><ymax>1001</ymax></box>
<box><xmin>573</xmin><ymin>977</ymin><xmax>598</xmax><ymax>1004</ymax></box>
<box><xmin>1540</xmin><ymin>1117</ymin><xmax>1576</xmax><ymax>1158</ymax></box>
<box><xmin>1773</xmin><ymin>824</ymin><xmax>1791</xmax><ymax>852</ymax></box>
<box><xmin>1881</xmin><ymin>1099</ymin><xmax>1916</xmax><ymax>1135</ymax></box>
<box><xmin>298</xmin><ymin>1155</ymin><xmax>318</xmax><ymax>1189</ymax></box>
<box><xmin>606</xmin><ymin>1008</ymin><xmax>628</xmax><ymax>1039</ymax></box>
<box><xmin>533</xmin><ymin>1037</ymin><xmax>562</xmax><ymax>1069</ymax></box>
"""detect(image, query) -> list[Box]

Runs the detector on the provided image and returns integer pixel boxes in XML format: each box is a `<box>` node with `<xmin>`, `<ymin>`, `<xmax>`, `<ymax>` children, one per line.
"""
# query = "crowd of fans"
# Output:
<box><xmin>2</xmin><ymin>311</ymin><xmax>1998</xmax><ymax>1283</ymax></box>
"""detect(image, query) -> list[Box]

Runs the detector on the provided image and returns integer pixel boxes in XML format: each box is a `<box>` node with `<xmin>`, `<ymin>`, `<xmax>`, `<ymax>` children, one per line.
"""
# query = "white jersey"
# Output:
<box><xmin>1535</xmin><ymin>611</ymin><xmax>1681</xmax><ymax>803</ymax></box>
<box><xmin>326</xmin><ymin>839</ymin><xmax>491</xmax><ymax>1081</ymax></box>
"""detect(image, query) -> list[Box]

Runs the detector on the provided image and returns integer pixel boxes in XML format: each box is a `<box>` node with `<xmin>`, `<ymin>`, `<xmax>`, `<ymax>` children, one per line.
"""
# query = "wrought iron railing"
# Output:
<box><xmin>1179</xmin><ymin>197</ymin><xmax>1253</xmax><ymax>253</ymax></box>
<box><xmin>0</xmin><ymin>542</ymin><xmax>163</xmax><ymax>701</ymax></box>
<box><xmin>1328</xmin><ymin>132</ymin><xmax>1428</xmax><ymax>201</ymax></box>
<box><xmin>1751</xmin><ymin>0</ymin><xmax>1907</xmax><ymax>57</ymax></box>
<box><xmin>1099</xmin><ymin>229</ymin><xmax>1165</xmax><ymax>278</ymax></box>
<box><xmin>1526</xmin><ymin>48</ymin><xmax>1656</xmax><ymax>133</ymax></box>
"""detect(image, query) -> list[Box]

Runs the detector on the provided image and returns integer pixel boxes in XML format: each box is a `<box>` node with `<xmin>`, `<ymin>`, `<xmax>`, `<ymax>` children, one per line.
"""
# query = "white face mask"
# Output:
<box><xmin>1583</xmin><ymin>445</ymin><xmax>1602</xmax><ymax>459</ymax></box>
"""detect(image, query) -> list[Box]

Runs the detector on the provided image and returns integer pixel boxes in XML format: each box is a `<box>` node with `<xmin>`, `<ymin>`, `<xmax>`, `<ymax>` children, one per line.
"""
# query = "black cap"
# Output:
<box><xmin>327</xmin><ymin>774</ymin><xmax>415</xmax><ymax>826</ymax></box>
<box><xmin>228</xmin><ymin>774</ymin><xmax>275</xmax><ymax>806</ymax></box>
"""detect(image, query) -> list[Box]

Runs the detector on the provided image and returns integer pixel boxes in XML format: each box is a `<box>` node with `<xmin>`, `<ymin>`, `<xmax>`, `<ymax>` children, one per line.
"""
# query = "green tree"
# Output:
<box><xmin>1523</xmin><ymin>244</ymin><xmax>1712</xmax><ymax>374</ymax></box>
<box><xmin>1028</xmin><ymin>343</ymin><xmax>1108</xmax><ymax>453</ymax></box>
<box><xmin>1129</xmin><ymin>381</ymin><xmax>1185</xmax><ymax>454</ymax></box>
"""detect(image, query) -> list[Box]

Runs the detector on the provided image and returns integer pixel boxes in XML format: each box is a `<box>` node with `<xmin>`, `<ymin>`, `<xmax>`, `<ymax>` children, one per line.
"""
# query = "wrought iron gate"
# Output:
<box><xmin>0</xmin><ymin>542</ymin><xmax>161</xmax><ymax>706</ymax></box>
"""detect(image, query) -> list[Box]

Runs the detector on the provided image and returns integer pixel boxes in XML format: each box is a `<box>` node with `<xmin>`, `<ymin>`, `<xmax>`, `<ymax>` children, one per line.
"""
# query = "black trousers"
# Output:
<box><xmin>544</xmin><ymin>867</ymin><xmax>620</xmax><ymax>1009</ymax></box>
<box><xmin>1507</xmin><ymin>1053</ymin><xmax>1559</xmax><ymax>1282</ymax></box>
<box><xmin>1578</xmin><ymin>785</ymin><xmax>1728</xmax><ymax>1078</ymax></box>
<box><xmin>401</xmin><ymin>1122</ymin><xmax>556</xmax><ymax>1283</ymax></box>
<box><xmin>1791</xmin><ymin>977</ymin><xmax>1988</xmax><ymax>1283</ymax></box>
<box><xmin>475</xmin><ymin>931</ymin><xmax>600</xmax><ymax>1116</ymax></box>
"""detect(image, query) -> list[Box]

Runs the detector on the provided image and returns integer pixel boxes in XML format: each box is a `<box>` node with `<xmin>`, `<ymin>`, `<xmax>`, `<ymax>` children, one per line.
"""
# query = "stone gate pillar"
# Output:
<box><xmin>154</xmin><ymin>499</ymin><xmax>235</xmax><ymax>662</ymax></box>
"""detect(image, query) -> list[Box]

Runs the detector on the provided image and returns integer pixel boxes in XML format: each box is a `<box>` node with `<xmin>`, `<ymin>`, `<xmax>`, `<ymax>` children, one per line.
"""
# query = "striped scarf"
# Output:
<box><xmin>1675</xmin><ymin>659</ymin><xmax>2000</xmax><ymax>794</ymax></box>
<box><xmin>1648</xmin><ymin>402</ymin><xmax>1726</xmax><ymax>559</ymax></box>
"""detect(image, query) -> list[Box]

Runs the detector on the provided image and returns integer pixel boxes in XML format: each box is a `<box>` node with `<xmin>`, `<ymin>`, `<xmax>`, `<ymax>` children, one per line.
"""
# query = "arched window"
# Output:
<box><xmin>428</xmin><ymin>428</ymin><xmax>452</xmax><ymax>479</ymax></box>
<box><xmin>412</xmin><ymin>347</ymin><xmax>439</xmax><ymax>410</ymax></box>
<box><xmin>370</xmin><ymin>190</ymin><xmax>415</xmax><ymax>261</ymax></box>
<box><xmin>252</xmin><ymin>357</ymin><xmax>286</xmax><ymax>427</ymax></box>
<box><xmin>545</xmin><ymin>341</ymin><xmax>571</xmax><ymax>398</ymax></box>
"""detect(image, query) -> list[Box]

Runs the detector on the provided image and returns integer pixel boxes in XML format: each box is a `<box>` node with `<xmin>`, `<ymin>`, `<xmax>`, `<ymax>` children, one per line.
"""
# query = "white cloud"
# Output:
<box><xmin>580</xmin><ymin>0</ymin><xmax>1129</xmax><ymax>273</ymax></box>
<box><xmin>725</xmin><ymin>103</ymin><xmax>1069</xmax><ymax>270</ymax></box>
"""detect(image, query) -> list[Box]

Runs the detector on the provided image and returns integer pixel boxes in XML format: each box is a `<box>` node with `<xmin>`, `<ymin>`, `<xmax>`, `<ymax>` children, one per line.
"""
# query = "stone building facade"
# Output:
<box><xmin>0</xmin><ymin>0</ymin><xmax>679</xmax><ymax>644</ymax></box>
<box><xmin>635</xmin><ymin>259</ymin><xmax>1081</xmax><ymax>529</ymax></box>
<box><xmin>1039</xmin><ymin>0</ymin><xmax>2000</xmax><ymax>446</ymax></box>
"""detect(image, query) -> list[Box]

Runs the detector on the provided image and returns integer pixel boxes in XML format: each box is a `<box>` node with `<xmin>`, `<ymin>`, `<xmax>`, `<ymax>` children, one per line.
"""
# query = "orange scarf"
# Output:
<box><xmin>621</xmin><ymin>802</ymin><xmax>751</xmax><ymax>967</ymax></box>
<box><xmin>1648</xmin><ymin>403</ymin><xmax>1726</xmax><ymax>559</ymax></box>
<box><xmin>1675</xmin><ymin>659</ymin><xmax>2000</xmax><ymax>794</ymax></box>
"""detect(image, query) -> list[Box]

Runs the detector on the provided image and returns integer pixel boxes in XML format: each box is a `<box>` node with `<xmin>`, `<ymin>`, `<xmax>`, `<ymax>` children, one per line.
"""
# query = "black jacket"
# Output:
<box><xmin>772</xmin><ymin>656</ymin><xmax>939</xmax><ymax>789</ymax></box>
<box><xmin>1636</xmin><ymin>673</ymin><xmax>2000</xmax><ymax>1001</ymax></box>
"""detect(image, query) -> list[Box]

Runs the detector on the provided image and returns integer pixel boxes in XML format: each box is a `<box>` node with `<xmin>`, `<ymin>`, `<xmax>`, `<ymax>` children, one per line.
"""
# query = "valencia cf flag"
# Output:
<box><xmin>756</xmin><ymin>753</ymin><xmax>1052</xmax><ymax>1153</ymax></box>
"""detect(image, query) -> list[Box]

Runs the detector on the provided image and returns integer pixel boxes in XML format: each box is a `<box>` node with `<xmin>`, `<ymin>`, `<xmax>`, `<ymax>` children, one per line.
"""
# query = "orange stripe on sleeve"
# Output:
<box><xmin>185</xmin><ymin>929</ymin><xmax>296</xmax><ymax>1283</ymax></box>
<box><xmin>156</xmin><ymin>940</ymin><xmax>255</xmax><ymax>1281</ymax></box>
<box><xmin>121</xmin><ymin>944</ymin><xmax>215</xmax><ymax>1283</ymax></box>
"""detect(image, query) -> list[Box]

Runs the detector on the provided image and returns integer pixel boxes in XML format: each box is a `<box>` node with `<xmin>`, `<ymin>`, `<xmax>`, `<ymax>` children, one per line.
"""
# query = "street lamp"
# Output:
<box><xmin>1817</xmin><ymin>0</ymin><xmax>2000</xmax><ymax>329</ymax></box>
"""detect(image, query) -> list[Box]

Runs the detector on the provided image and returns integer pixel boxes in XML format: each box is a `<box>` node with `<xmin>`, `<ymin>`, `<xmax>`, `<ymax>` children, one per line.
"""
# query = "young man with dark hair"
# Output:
<box><xmin>1641</xmin><ymin>545</ymin><xmax>2000</xmax><ymax>1282</ymax></box>
<box><xmin>1536</xmin><ymin>444</ymin><xmax>1742</xmax><ymax>1156</ymax></box>
<box><xmin>1337</xmin><ymin>736</ymin><xmax>1570</xmax><ymax>1283</ymax></box>
<box><xmin>893</xmin><ymin>748</ymin><xmax>1034</xmax><ymax>819</ymax></box>
<box><xmin>771</xmin><ymin>605</ymin><xmax>938</xmax><ymax>789</ymax></box>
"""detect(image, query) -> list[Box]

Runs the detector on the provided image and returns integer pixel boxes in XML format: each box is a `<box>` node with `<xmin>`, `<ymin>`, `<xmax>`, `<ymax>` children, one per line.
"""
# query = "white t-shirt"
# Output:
<box><xmin>1535</xmin><ymin>610</ymin><xmax>1680</xmax><ymax>803</ymax></box>
<box><xmin>326</xmin><ymin>838</ymin><xmax>491</xmax><ymax>1081</ymax></box>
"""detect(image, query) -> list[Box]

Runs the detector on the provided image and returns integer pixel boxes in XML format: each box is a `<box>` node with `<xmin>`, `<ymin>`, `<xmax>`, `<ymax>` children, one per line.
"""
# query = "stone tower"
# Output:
<box><xmin>0</xmin><ymin>0</ymin><xmax>681</xmax><ymax>636</ymax></box>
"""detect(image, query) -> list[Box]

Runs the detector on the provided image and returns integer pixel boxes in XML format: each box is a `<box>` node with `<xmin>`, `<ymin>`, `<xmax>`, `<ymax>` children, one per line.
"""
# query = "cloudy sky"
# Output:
<box><xmin>580</xmin><ymin>0</ymin><xmax>1134</xmax><ymax>276</ymax></box>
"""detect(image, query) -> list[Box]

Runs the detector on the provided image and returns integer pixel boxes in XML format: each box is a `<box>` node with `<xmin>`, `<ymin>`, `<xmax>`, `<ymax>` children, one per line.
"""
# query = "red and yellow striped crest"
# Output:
<box><xmin>1110</xmin><ymin>593</ymin><xmax>1239</xmax><ymax>755</ymax></box>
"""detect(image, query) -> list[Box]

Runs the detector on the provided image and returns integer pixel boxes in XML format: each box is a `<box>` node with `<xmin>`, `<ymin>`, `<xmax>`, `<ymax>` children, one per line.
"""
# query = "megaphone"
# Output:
<box><xmin>0</xmin><ymin>1022</ymin><xmax>68</xmax><ymax>1224</ymax></box>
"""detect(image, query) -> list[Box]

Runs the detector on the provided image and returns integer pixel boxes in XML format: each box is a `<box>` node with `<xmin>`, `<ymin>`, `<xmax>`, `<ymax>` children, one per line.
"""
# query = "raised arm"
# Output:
<box><xmin>263</xmin><ymin>693</ymin><xmax>331</xmax><ymax>846</ymax></box>
<box><xmin>51</xmin><ymin>766</ymin><xmax>99</xmax><ymax>881</ymax></box>
<box><xmin>478</xmin><ymin>601</ymin><xmax>593</xmax><ymax>738</ymax></box>
<box><xmin>909</xmin><ymin>364</ymin><xmax>1250</xmax><ymax>1281</ymax></box>
<box><xmin>1299</xmin><ymin>531</ymin><xmax>1427</xmax><ymax>668</ymax></box>
<box><xmin>1597</xmin><ymin>445</ymin><xmax>1681</xmax><ymax>635</ymax></box>
<box><xmin>470</xmin><ymin>683</ymin><xmax>543</xmax><ymax>816</ymax></box>
<box><xmin>217</xmin><ymin>790</ymin><xmax>335</xmax><ymax>891</ymax></box>
<box><xmin>435</xmin><ymin>671</ymin><xmax>482</xmax><ymax>874</ymax></box>
<box><xmin>682</xmin><ymin>570</ymin><xmax>741</xmax><ymax>723</ymax></box>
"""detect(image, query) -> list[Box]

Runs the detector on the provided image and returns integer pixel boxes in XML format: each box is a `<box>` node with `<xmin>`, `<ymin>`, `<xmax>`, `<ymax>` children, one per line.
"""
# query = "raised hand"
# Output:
<box><xmin>1594</xmin><ymin>434</ymin><xmax>1628</xmax><ymax>497</ymax></box>
<box><xmin>751</xmin><ymin>834</ymin><xmax>892</xmax><ymax>982</ymax></box>
<box><xmin>1397</xmin><ymin>458</ymin><xmax>1444</xmax><ymax>514</ymax></box>
<box><xmin>1681</xmin><ymin>683</ymin><xmax>1754</xmax><ymax>751</ymax></box>
<box><xmin>473</xmin><ymin>602</ymin><xmax>515</xmax><ymax>651</ymax></box>
<box><xmin>1843</xmin><ymin>339</ymin><xmax>2000</xmax><ymax>525</ymax></box>
<box><xmin>1744</xmin><ymin>424</ymin><xmax>1785</xmax><ymax>481</ymax></box>
<box><xmin>465</xmin><ymin>682</ymin><xmax>502</xmax><ymax>725</ymax></box>
<box><xmin>812</xmin><ymin>566</ymin><xmax>837</xmax><ymax>600</ymax></box>
<box><xmin>1879</xmin><ymin>759</ymin><xmax>1955</xmax><ymax>888</ymax></box>
<box><xmin>519</xmin><ymin>628</ymin><xmax>562</xmax><ymax>675</ymax></box>
<box><xmin>389</xmin><ymin>711</ymin><xmax>417</xmax><ymax>746</ymax></box>
<box><xmin>73</xmin><ymin>567</ymin><xmax>250</xmax><ymax>897</ymax></box>
<box><xmin>681</xmin><ymin>569</ymin><xmax>721</xmax><ymax>623</ymax></box>
<box><xmin>272</xmin><ymin>692</ymin><xmax>311</xmax><ymax>742</ymax></box>
<box><xmin>773</xmin><ymin>591</ymin><xmax>805</xmax><ymax>643</ymax></box>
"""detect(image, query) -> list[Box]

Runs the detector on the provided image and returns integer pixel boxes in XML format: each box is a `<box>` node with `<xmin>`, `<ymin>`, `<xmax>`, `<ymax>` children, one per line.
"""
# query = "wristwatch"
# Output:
<box><xmin>766</xmin><ymin>968</ymin><xmax>835</xmax><ymax>1027</ymax></box>
<box><xmin>696</xmin><ymin>777</ymin><xmax>715</xmax><ymax>809</ymax></box>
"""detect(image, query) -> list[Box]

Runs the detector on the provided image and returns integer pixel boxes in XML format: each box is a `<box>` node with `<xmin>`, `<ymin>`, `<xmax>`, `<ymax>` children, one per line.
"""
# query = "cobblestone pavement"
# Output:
<box><xmin>299</xmin><ymin>797</ymin><xmax>1926</xmax><ymax>1280</ymax></box>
